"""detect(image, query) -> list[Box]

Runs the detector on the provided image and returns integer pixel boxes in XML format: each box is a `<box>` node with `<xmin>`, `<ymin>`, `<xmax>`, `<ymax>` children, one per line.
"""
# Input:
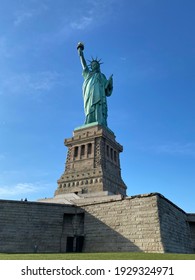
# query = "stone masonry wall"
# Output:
<box><xmin>187</xmin><ymin>214</ymin><xmax>195</xmax><ymax>253</ymax></box>
<box><xmin>0</xmin><ymin>194</ymin><xmax>193</xmax><ymax>254</ymax></box>
<box><xmin>157</xmin><ymin>195</ymin><xmax>193</xmax><ymax>253</ymax></box>
<box><xmin>81</xmin><ymin>194</ymin><xmax>164</xmax><ymax>253</ymax></box>
<box><xmin>81</xmin><ymin>193</ymin><xmax>193</xmax><ymax>254</ymax></box>
<box><xmin>189</xmin><ymin>223</ymin><xmax>195</xmax><ymax>253</ymax></box>
<box><xmin>0</xmin><ymin>200</ymin><xmax>84</xmax><ymax>253</ymax></box>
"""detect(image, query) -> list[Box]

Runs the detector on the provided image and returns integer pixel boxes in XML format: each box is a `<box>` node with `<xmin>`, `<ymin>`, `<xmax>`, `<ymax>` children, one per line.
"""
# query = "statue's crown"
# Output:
<box><xmin>88</xmin><ymin>56</ymin><xmax>103</xmax><ymax>66</ymax></box>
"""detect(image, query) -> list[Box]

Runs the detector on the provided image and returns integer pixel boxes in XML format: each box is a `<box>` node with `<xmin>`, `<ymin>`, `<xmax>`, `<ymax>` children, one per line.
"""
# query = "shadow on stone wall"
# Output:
<box><xmin>83</xmin><ymin>211</ymin><xmax>143</xmax><ymax>253</ymax></box>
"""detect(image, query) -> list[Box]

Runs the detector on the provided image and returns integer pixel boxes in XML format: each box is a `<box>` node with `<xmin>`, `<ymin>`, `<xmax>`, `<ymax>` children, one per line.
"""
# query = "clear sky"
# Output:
<box><xmin>0</xmin><ymin>0</ymin><xmax>194</xmax><ymax>213</ymax></box>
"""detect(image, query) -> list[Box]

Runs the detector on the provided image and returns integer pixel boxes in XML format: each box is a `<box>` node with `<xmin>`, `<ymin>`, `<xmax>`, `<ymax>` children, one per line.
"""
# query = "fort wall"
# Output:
<box><xmin>0</xmin><ymin>199</ymin><xmax>84</xmax><ymax>253</ymax></box>
<box><xmin>82</xmin><ymin>194</ymin><xmax>164</xmax><ymax>253</ymax></box>
<box><xmin>81</xmin><ymin>193</ymin><xmax>193</xmax><ymax>253</ymax></box>
<box><xmin>0</xmin><ymin>194</ymin><xmax>194</xmax><ymax>254</ymax></box>
<box><xmin>157</xmin><ymin>195</ymin><xmax>193</xmax><ymax>253</ymax></box>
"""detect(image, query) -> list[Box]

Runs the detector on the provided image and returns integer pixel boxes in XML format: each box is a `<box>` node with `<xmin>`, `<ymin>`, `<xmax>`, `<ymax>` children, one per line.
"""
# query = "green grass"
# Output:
<box><xmin>0</xmin><ymin>252</ymin><xmax>195</xmax><ymax>260</ymax></box>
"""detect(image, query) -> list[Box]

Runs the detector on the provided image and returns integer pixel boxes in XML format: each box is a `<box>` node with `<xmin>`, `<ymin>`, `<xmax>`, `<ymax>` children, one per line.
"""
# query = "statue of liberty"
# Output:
<box><xmin>77</xmin><ymin>42</ymin><xmax>113</xmax><ymax>127</ymax></box>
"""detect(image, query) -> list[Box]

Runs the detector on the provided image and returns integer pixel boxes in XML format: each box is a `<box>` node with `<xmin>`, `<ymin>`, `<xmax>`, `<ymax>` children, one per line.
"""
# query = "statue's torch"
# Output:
<box><xmin>77</xmin><ymin>42</ymin><xmax>84</xmax><ymax>50</ymax></box>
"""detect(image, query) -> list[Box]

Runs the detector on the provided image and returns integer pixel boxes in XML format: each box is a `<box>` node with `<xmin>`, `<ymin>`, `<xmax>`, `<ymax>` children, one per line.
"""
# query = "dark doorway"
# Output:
<box><xmin>76</xmin><ymin>236</ymin><xmax>84</xmax><ymax>252</ymax></box>
<box><xmin>66</xmin><ymin>236</ymin><xmax>84</xmax><ymax>253</ymax></box>
<box><xmin>66</xmin><ymin>236</ymin><xmax>74</xmax><ymax>252</ymax></box>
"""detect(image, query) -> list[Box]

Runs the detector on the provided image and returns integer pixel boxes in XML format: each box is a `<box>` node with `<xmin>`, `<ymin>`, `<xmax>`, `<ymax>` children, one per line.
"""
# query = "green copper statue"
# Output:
<box><xmin>77</xmin><ymin>42</ymin><xmax>113</xmax><ymax>127</ymax></box>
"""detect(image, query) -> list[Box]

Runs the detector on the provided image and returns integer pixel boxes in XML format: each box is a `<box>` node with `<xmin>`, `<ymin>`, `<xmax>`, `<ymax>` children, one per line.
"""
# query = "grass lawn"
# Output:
<box><xmin>0</xmin><ymin>252</ymin><xmax>195</xmax><ymax>260</ymax></box>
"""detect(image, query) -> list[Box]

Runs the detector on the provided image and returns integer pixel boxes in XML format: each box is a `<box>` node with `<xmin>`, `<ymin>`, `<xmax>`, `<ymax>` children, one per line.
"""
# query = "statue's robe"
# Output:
<box><xmin>82</xmin><ymin>67</ymin><xmax>112</xmax><ymax>126</ymax></box>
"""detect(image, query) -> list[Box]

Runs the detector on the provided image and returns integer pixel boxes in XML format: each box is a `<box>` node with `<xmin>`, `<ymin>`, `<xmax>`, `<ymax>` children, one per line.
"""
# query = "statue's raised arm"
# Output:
<box><xmin>77</xmin><ymin>42</ymin><xmax>87</xmax><ymax>70</ymax></box>
<box><xmin>77</xmin><ymin>42</ymin><xmax>113</xmax><ymax>127</ymax></box>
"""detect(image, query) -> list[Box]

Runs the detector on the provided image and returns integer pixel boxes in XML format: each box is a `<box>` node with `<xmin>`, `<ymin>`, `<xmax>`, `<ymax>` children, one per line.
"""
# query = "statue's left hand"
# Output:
<box><xmin>105</xmin><ymin>74</ymin><xmax>113</xmax><ymax>96</ymax></box>
<box><xmin>108</xmin><ymin>74</ymin><xmax>113</xmax><ymax>84</ymax></box>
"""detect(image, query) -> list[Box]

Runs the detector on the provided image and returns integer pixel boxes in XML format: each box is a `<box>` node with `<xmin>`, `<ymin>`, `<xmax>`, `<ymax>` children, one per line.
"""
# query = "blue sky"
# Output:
<box><xmin>0</xmin><ymin>0</ymin><xmax>194</xmax><ymax>213</ymax></box>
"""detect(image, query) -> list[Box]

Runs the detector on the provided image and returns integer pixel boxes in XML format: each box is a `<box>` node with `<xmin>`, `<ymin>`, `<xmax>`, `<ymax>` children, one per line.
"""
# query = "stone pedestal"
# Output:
<box><xmin>55</xmin><ymin>124</ymin><xmax>127</xmax><ymax>196</ymax></box>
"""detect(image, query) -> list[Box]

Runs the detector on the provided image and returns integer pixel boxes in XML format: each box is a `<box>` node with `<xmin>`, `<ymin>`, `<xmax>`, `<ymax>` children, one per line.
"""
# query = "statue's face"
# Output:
<box><xmin>91</xmin><ymin>61</ymin><xmax>100</xmax><ymax>71</ymax></box>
